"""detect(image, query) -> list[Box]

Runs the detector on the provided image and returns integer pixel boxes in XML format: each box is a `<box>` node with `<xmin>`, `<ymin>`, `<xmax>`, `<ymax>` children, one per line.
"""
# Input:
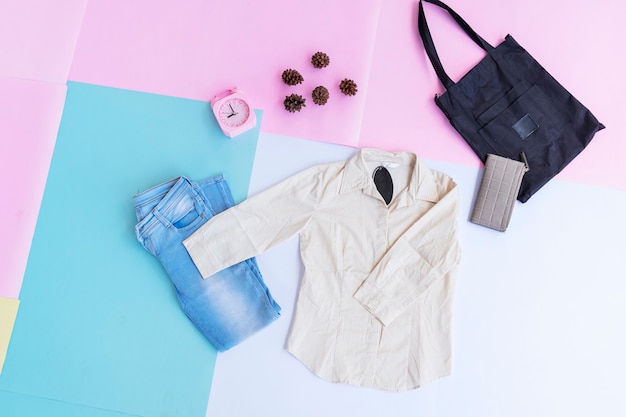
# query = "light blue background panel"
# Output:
<box><xmin>0</xmin><ymin>82</ymin><xmax>262</xmax><ymax>417</ymax></box>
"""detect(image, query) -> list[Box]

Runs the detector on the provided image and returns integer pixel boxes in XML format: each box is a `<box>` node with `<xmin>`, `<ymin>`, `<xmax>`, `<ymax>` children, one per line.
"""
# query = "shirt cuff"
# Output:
<box><xmin>353</xmin><ymin>281</ymin><xmax>398</xmax><ymax>327</ymax></box>
<box><xmin>182</xmin><ymin>235</ymin><xmax>222</xmax><ymax>279</ymax></box>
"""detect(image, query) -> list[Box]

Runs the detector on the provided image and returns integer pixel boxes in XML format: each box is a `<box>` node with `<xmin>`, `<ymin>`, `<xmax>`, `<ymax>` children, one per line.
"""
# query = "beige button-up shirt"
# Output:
<box><xmin>183</xmin><ymin>149</ymin><xmax>461</xmax><ymax>391</ymax></box>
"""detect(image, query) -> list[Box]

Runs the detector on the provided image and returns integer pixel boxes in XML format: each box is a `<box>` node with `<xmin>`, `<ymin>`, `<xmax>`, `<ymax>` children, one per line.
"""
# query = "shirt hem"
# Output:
<box><xmin>285</xmin><ymin>347</ymin><xmax>451</xmax><ymax>392</ymax></box>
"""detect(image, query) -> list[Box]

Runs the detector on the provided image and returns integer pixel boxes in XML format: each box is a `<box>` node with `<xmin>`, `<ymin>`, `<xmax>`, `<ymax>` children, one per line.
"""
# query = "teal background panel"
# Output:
<box><xmin>0</xmin><ymin>390</ymin><xmax>144</xmax><ymax>417</ymax></box>
<box><xmin>0</xmin><ymin>81</ymin><xmax>262</xmax><ymax>417</ymax></box>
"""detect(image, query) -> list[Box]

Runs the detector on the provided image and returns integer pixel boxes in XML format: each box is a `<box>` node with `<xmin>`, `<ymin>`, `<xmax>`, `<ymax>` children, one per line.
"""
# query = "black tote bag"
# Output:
<box><xmin>417</xmin><ymin>0</ymin><xmax>604</xmax><ymax>202</ymax></box>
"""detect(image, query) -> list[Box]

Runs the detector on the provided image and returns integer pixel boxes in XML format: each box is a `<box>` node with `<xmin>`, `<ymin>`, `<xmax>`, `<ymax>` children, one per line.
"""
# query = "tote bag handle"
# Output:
<box><xmin>418</xmin><ymin>0</ymin><xmax>494</xmax><ymax>89</ymax></box>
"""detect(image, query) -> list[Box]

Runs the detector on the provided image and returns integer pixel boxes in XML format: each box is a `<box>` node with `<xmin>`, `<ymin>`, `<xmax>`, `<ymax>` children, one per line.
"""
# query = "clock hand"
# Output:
<box><xmin>226</xmin><ymin>103</ymin><xmax>239</xmax><ymax>118</ymax></box>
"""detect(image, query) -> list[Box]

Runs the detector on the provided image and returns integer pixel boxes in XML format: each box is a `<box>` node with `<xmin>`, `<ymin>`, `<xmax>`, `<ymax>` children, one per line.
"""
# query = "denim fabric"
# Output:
<box><xmin>134</xmin><ymin>175</ymin><xmax>280</xmax><ymax>351</ymax></box>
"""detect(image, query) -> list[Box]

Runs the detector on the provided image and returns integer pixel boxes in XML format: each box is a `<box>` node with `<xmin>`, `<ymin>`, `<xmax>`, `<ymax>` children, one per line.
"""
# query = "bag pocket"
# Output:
<box><xmin>477</xmin><ymin>83</ymin><xmax>566</xmax><ymax>157</ymax></box>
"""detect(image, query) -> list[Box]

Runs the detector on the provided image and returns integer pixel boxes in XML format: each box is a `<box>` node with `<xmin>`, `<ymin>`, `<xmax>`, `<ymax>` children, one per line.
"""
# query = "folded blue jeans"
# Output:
<box><xmin>134</xmin><ymin>175</ymin><xmax>281</xmax><ymax>351</ymax></box>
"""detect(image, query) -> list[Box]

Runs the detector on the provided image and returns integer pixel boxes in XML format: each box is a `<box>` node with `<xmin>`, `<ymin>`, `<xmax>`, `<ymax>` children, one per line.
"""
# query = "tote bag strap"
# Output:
<box><xmin>418</xmin><ymin>0</ymin><xmax>494</xmax><ymax>89</ymax></box>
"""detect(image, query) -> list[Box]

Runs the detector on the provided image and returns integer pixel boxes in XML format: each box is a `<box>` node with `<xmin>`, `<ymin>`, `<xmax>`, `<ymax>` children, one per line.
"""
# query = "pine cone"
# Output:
<box><xmin>284</xmin><ymin>94</ymin><xmax>306</xmax><ymax>112</ymax></box>
<box><xmin>312</xmin><ymin>86</ymin><xmax>329</xmax><ymax>105</ymax></box>
<box><xmin>339</xmin><ymin>78</ymin><xmax>358</xmax><ymax>96</ymax></box>
<box><xmin>282</xmin><ymin>68</ymin><xmax>304</xmax><ymax>86</ymax></box>
<box><xmin>311</xmin><ymin>52</ymin><xmax>330</xmax><ymax>69</ymax></box>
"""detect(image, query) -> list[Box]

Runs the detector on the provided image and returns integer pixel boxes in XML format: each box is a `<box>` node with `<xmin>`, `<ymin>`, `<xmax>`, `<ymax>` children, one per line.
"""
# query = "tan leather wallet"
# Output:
<box><xmin>470</xmin><ymin>153</ymin><xmax>529</xmax><ymax>232</ymax></box>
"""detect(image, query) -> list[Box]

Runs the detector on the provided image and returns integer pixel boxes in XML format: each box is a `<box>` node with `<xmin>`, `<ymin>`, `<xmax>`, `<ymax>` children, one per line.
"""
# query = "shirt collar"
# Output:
<box><xmin>340</xmin><ymin>148</ymin><xmax>440</xmax><ymax>206</ymax></box>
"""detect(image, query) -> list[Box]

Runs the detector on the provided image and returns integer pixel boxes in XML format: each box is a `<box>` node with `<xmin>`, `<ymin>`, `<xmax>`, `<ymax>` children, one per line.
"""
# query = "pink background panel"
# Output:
<box><xmin>69</xmin><ymin>0</ymin><xmax>382</xmax><ymax>147</ymax></box>
<box><xmin>69</xmin><ymin>0</ymin><xmax>625</xmax><ymax>190</ymax></box>
<box><xmin>0</xmin><ymin>78</ymin><xmax>67</xmax><ymax>299</ymax></box>
<box><xmin>0</xmin><ymin>0</ymin><xmax>87</xmax><ymax>83</ymax></box>
<box><xmin>360</xmin><ymin>0</ymin><xmax>625</xmax><ymax>190</ymax></box>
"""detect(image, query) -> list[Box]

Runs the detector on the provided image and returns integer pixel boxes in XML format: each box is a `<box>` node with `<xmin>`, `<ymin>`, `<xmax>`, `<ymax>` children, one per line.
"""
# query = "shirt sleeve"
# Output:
<box><xmin>182</xmin><ymin>164</ymin><xmax>335</xmax><ymax>278</ymax></box>
<box><xmin>353</xmin><ymin>181</ymin><xmax>461</xmax><ymax>326</ymax></box>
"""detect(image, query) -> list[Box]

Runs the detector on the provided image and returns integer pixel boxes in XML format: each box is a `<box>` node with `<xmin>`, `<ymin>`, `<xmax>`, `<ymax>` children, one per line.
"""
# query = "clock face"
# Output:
<box><xmin>217</xmin><ymin>98</ymin><xmax>251</xmax><ymax>128</ymax></box>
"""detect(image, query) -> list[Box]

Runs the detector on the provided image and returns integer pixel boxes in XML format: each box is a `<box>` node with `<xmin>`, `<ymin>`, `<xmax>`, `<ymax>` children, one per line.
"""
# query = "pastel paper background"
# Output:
<box><xmin>0</xmin><ymin>77</ymin><xmax>66</xmax><ymax>299</ymax></box>
<box><xmin>0</xmin><ymin>82</ymin><xmax>261</xmax><ymax>417</ymax></box>
<box><xmin>69</xmin><ymin>0</ymin><xmax>625</xmax><ymax>191</ymax></box>
<box><xmin>69</xmin><ymin>0</ymin><xmax>382</xmax><ymax>146</ymax></box>
<box><xmin>0</xmin><ymin>0</ymin><xmax>87</xmax><ymax>371</ymax></box>
<box><xmin>0</xmin><ymin>0</ymin><xmax>87</xmax><ymax>83</ymax></box>
<box><xmin>0</xmin><ymin>0</ymin><xmax>624</xmax><ymax>416</ymax></box>
<box><xmin>0</xmin><ymin>297</ymin><xmax>19</xmax><ymax>374</ymax></box>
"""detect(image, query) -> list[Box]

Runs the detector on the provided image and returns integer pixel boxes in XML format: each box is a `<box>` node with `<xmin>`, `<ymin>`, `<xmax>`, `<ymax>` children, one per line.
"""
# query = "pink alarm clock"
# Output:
<box><xmin>210</xmin><ymin>88</ymin><xmax>257</xmax><ymax>138</ymax></box>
